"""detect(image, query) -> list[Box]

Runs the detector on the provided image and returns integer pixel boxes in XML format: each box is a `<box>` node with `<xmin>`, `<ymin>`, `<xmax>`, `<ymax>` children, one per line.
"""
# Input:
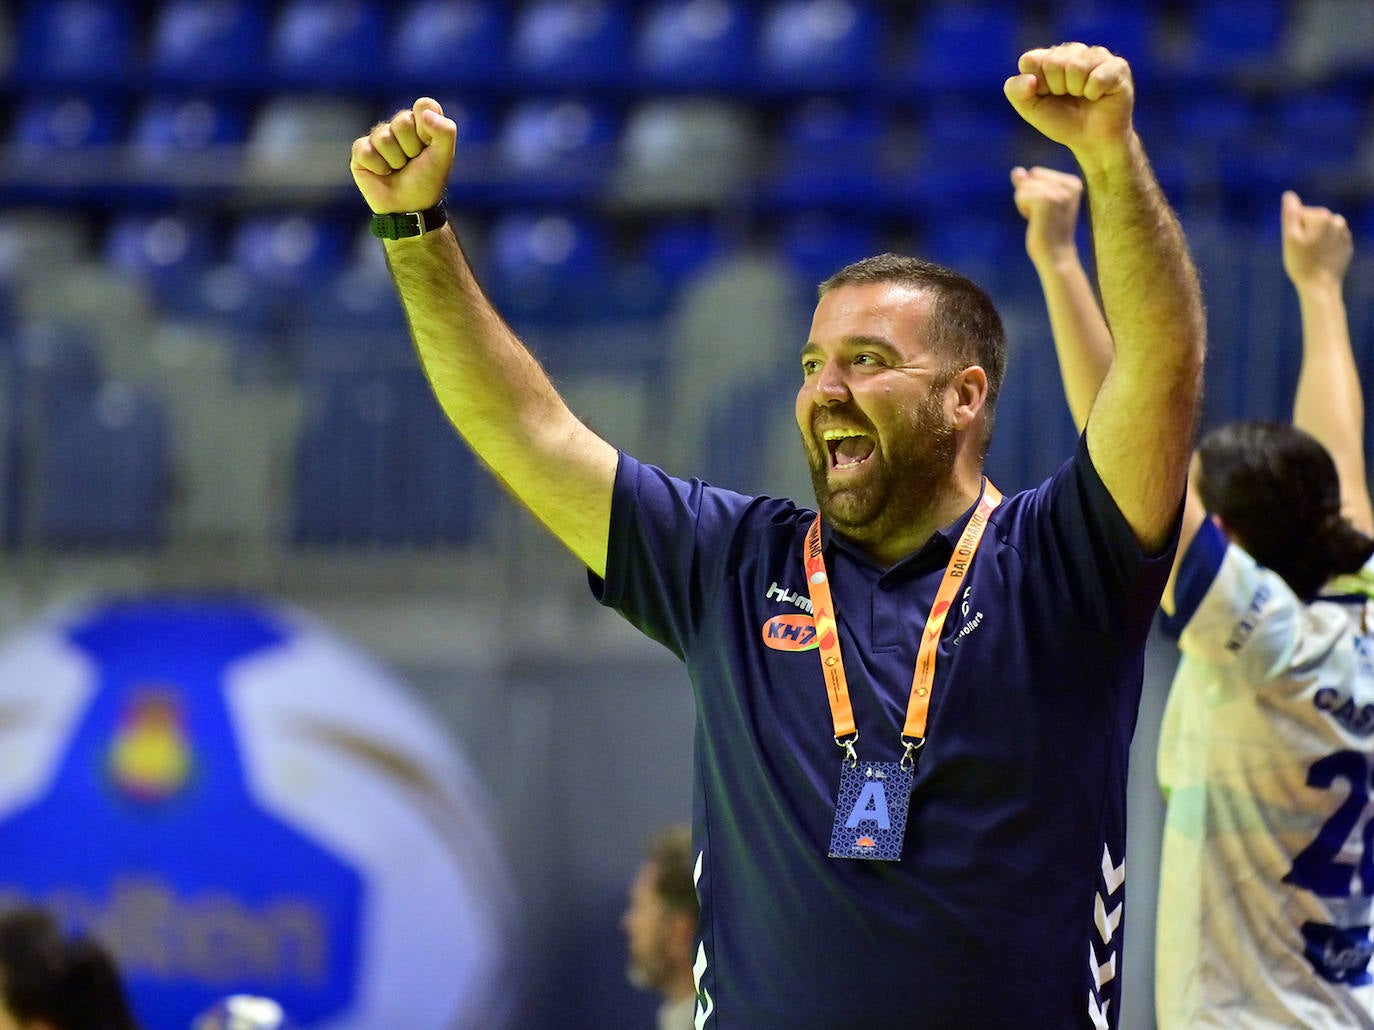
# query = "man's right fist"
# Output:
<box><xmin>350</xmin><ymin>97</ymin><xmax>457</xmax><ymax>217</ymax></box>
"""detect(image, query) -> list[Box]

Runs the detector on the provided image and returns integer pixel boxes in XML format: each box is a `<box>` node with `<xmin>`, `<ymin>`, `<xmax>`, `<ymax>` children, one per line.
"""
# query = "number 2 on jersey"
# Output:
<box><xmin>1284</xmin><ymin>750</ymin><xmax>1374</xmax><ymax>897</ymax></box>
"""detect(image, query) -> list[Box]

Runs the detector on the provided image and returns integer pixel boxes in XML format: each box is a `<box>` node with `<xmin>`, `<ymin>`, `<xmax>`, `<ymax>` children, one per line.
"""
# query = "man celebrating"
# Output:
<box><xmin>351</xmin><ymin>44</ymin><xmax>1203</xmax><ymax>1027</ymax></box>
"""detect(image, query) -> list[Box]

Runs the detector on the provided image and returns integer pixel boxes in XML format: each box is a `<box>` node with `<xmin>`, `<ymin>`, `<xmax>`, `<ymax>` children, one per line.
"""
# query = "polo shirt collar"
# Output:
<box><xmin>819</xmin><ymin>484</ymin><xmax>987</xmax><ymax>577</ymax></box>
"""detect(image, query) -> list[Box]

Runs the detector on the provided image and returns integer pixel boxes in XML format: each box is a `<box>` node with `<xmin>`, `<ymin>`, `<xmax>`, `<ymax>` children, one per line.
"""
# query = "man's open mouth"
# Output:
<box><xmin>822</xmin><ymin>429</ymin><xmax>876</xmax><ymax>472</ymax></box>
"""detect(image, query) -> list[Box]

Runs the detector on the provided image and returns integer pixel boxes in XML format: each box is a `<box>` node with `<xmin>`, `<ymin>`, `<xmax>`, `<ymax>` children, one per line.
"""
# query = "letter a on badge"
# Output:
<box><xmin>845</xmin><ymin>781</ymin><xmax>891</xmax><ymax>830</ymax></box>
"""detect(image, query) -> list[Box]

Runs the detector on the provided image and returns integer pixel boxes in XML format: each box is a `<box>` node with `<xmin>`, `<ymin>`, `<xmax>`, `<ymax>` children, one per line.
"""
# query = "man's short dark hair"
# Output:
<box><xmin>819</xmin><ymin>254</ymin><xmax>1007</xmax><ymax>454</ymax></box>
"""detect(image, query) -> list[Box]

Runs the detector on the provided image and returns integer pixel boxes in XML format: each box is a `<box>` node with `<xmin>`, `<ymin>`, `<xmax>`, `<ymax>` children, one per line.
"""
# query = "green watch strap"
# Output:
<box><xmin>370</xmin><ymin>201</ymin><xmax>448</xmax><ymax>240</ymax></box>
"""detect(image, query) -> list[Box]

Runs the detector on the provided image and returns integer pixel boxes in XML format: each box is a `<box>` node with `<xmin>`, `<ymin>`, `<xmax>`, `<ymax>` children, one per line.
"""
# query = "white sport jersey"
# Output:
<box><xmin>1157</xmin><ymin>520</ymin><xmax>1374</xmax><ymax>1028</ymax></box>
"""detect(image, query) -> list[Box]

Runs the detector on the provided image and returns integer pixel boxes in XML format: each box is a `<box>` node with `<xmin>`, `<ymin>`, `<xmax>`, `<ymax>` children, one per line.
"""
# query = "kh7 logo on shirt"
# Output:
<box><xmin>761</xmin><ymin>614</ymin><xmax>818</xmax><ymax>651</ymax></box>
<box><xmin>761</xmin><ymin>582</ymin><xmax>820</xmax><ymax>651</ymax></box>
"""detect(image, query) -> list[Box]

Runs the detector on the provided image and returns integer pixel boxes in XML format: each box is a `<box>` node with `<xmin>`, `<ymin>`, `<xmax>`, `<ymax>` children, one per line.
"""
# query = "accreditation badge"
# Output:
<box><xmin>828</xmin><ymin>760</ymin><xmax>914</xmax><ymax>862</ymax></box>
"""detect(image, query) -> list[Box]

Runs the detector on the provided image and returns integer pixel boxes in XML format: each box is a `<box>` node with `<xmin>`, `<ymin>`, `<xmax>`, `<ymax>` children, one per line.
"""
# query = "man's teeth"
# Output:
<box><xmin>822</xmin><ymin>429</ymin><xmax>869</xmax><ymax>470</ymax></box>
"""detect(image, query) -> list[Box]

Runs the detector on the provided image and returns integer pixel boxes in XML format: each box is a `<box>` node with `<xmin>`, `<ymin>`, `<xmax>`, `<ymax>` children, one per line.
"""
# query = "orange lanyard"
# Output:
<box><xmin>803</xmin><ymin>481</ymin><xmax>1003</xmax><ymax>768</ymax></box>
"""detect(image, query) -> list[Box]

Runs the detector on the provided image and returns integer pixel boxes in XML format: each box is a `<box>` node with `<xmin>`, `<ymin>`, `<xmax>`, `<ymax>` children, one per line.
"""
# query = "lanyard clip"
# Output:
<box><xmin>901</xmin><ymin>737</ymin><xmax>925</xmax><ymax>772</ymax></box>
<box><xmin>834</xmin><ymin>731</ymin><xmax>859</xmax><ymax>767</ymax></box>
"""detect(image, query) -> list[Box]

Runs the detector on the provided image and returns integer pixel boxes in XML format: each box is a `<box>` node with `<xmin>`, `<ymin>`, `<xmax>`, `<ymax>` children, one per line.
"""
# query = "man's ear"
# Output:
<box><xmin>947</xmin><ymin>365</ymin><xmax>989</xmax><ymax>430</ymax></box>
<box><xmin>667</xmin><ymin>909</ymin><xmax>698</xmax><ymax>959</ymax></box>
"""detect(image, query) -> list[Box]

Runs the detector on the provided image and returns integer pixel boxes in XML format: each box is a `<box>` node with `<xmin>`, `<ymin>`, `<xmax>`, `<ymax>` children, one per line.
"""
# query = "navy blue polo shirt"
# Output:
<box><xmin>592</xmin><ymin>434</ymin><xmax>1174</xmax><ymax>1029</ymax></box>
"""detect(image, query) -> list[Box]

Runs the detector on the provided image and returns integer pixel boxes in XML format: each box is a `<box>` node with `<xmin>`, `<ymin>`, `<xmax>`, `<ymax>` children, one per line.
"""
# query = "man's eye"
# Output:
<box><xmin>802</xmin><ymin>360</ymin><xmax>821</xmax><ymax>375</ymax></box>
<box><xmin>855</xmin><ymin>353</ymin><xmax>881</xmax><ymax>367</ymax></box>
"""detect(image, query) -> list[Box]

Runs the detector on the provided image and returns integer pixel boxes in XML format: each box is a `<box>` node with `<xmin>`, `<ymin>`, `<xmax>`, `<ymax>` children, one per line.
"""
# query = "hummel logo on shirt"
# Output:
<box><xmin>765</xmin><ymin>581</ymin><xmax>813</xmax><ymax>615</ymax></box>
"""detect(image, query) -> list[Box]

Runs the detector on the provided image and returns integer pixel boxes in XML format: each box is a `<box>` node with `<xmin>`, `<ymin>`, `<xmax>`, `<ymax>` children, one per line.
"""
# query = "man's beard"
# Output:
<box><xmin>806</xmin><ymin>383</ymin><xmax>956</xmax><ymax>548</ymax></box>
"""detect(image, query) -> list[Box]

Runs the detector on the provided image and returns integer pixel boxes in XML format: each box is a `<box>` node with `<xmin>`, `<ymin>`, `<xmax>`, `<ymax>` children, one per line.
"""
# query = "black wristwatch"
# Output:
<box><xmin>370</xmin><ymin>201</ymin><xmax>448</xmax><ymax>240</ymax></box>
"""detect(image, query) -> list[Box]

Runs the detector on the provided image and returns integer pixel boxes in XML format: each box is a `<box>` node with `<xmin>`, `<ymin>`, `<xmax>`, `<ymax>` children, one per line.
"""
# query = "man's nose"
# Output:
<box><xmin>813</xmin><ymin>360</ymin><xmax>851</xmax><ymax>401</ymax></box>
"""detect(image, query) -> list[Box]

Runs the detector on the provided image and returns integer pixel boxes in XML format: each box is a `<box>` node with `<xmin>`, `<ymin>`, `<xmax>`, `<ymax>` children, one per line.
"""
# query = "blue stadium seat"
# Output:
<box><xmin>898</xmin><ymin>3</ymin><xmax>1026</xmax><ymax>96</ymax></box>
<box><xmin>293</xmin><ymin>227</ymin><xmax>407</xmax><ymax>337</ymax></box>
<box><xmin>634</xmin><ymin>0</ymin><xmax>755</xmax><ymax>92</ymax></box>
<box><xmin>1271</xmin><ymin>90</ymin><xmax>1367</xmax><ymax>183</ymax></box>
<box><xmin>31</xmin><ymin>381</ymin><xmax>169</xmax><ymax>548</ymax></box>
<box><xmin>775</xmin><ymin>212</ymin><xmax>882</xmax><ymax>292</ymax></box>
<box><xmin>1176</xmin><ymin>0</ymin><xmax>1289</xmax><ymax>80</ymax></box>
<box><xmin>103</xmin><ymin>213</ymin><xmax>219</xmax><ymax>313</ymax></box>
<box><xmin>1200</xmin><ymin>90</ymin><xmax>1364</xmax><ymax>222</ymax></box>
<box><xmin>757</xmin><ymin>0</ymin><xmax>882</xmax><ymax>94</ymax></box>
<box><xmin>605</xmin><ymin>219</ymin><xmax>736</xmax><ymax>320</ymax></box>
<box><xmin>7</xmin><ymin>94</ymin><xmax>122</xmax><ymax>203</ymax></box>
<box><xmin>485</xmin><ymin>210</ymin><xmax>615</xmax><ymax>330</ymax></box>
<box><xmin>1046</xmin><ymin>3</ymin><xmax>1161</xmax><ymax>92</ymax></box>
<box><xmin>508</xmin><ymin>0</ymin><xmax>633</xmax><ymax>89</ymax></box>
<box><xmin>491</xmin><ymin>98</ymin><xmax>619</xmax><ymax>205</ymax></box>
<box><xmin>267</xmin><ymin>0</ymin><xmax>387</xmax><ymax>89</ymax></box>
<box><xmin>763</xmin><ymin>99</ymin><xmax>890</xmax><ymax>213</ymax></box>
<box><xmin>228</xmin><ymin>213</ymin><xmax>351</xmax><ymax>302</ymax></box>
<box><xmin>10</xmin><ymin>93</ymin><xmax>122</xmax><ymax>150</ymax></box>
<box><xmin>409</xmin><ymin>97</ymin><xmax>500</xmax><ymax>205</ymax></box>
<box><xmin>14</xmin><ymin>0</ymin><xmax>136</xmax><ymax>89</ymax></box>
<box><xmin>1172</xmin><ymin>94</ymin><xmax>1267</xmax><ymax>214</ymax></box>
<box><xmin>148</xmin><ymin>0</ymin><xmax>270</xmax><ymax>90</ymax></box>
<box><xmin>164</xmin><ymin>263</ymin><xmax>281</xmax><ymax>348</ymax></box>
<box><xmin>129</xmin><ymin>95</ymin><xmax>249</xmax><ymax>157</ymax></box>
<box><xmin>919</xmin><ymin>211</ymin><xmax>1021</xmax><ymax>292</ymax></box>
<box><xmin>387</xmin><ymin>1</ymin><xmax>510</xmax><ymax>91</ymax></box>
<box><xmin>126</xmin><ymin>96</ymin><xmax>249</xmax><ymax>201</ymax></box>
<box><xmin>634</xmin><ymin>219</ymin><xmax>734</xmax><ymax>310</ymax></box>
<box><xmin>890</xmin><ymin>96</ymin><xmax>1020</xmax><ymax>215</ymax></box>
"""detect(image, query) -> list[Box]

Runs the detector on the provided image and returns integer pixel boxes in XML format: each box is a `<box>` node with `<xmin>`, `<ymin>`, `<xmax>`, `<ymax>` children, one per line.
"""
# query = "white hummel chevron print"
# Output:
<box><xmin>1091</xmin><ymin>950</ymin><xmax>1117</xmax><ymax>990</ymax></box>
<box><xmin>1088</xmin><ymin>991</ymin><xmax>1111</xmax><ymax>1030</ymax></box>
<box><xmin>1101</xmin><ymin>844</ymin><xmax>1126</xmax><ymax>894</ymax></box>
<box><xmin>1087</xmin><ymin>843</ymin><xmax>1125</xmax><ymax>1029</ymax></box>
<box><xmin>692</xmin><ymin>850</ymin><xmax>714</xmax><ymax>1028</ymax></box>
<box><xmin>1094</xmin><ymin>892</ymin><xmax>1123</xmax><ymax>943</ymax></box>
<box><xmin>693</xmin><ymin>942</ymin><xmax>714</xmax><ymax>1028</ymax></box>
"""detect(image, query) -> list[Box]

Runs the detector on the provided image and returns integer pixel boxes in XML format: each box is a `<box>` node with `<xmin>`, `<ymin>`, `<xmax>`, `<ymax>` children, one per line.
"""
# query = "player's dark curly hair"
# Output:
<box><xmin>1196</xmin><ymin>420</ymin><xmax>1374</xmax><ymax>600</ymax></box>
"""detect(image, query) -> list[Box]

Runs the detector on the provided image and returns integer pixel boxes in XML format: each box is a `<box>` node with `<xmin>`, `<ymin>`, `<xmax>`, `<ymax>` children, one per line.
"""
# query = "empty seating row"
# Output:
<box><xmin>0</xmin><ymin>318</ymin><xmax>490</xmax><ymax>549</ymax></box>
<box><xmin>2</xmin><ymin>0</ymin><xmax>1317</xmax><ymax>100</ymax></box>
<box><xmin>6</xmin><ymin>84</ymin><xmax>1368</xmax><ymax>229</ymax></box>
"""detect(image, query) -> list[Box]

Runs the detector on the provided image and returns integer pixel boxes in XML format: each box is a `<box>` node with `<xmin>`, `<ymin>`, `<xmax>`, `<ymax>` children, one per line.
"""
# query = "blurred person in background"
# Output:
<box><xmin>622</xmin><ymin>823</ymin><xmax>698</xmax><ymax>1030</ymax></box>
<box><xmin>0</xmin><ymin>906</ymin><xmax>139</xmax><ymax>1030</ymax></box>
<box><xmin>351</xmin><ymin>43</ymin><xmax>1204</xmax><ymax>1027</ymax></box>
<box><xmin>1016</xmin><ymin>164</ymin><xmax>1374</xmax><ymax>1026</ymax></box>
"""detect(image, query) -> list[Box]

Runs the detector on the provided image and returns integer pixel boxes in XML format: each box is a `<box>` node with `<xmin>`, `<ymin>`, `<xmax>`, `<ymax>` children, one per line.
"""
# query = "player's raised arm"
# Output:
<box><xmin>1011</xmin><ymin>165</ymin><xmax>1113</xmax><ymax>434</ymax></box>
<box><xmin>350</xmin><ymin>99</ymin><xmax>618</xmax><ymax>575</ymax></box>
<box><xmin>1005</xmin><ymin>44</ymin><xmax>1205</xmax><ymax>552</ymax></box>
<box><xmin>1285</xmin><ymin>191</ymin><xmax>1372</xmax><ymax>535</ymax></box>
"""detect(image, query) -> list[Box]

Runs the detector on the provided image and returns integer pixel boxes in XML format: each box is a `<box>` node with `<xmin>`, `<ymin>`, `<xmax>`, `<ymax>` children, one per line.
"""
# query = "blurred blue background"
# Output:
<box><xmin>0</xmin><ymin>1</ymin><xmax>1370</xmax><ymax>1027</ymax></box>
